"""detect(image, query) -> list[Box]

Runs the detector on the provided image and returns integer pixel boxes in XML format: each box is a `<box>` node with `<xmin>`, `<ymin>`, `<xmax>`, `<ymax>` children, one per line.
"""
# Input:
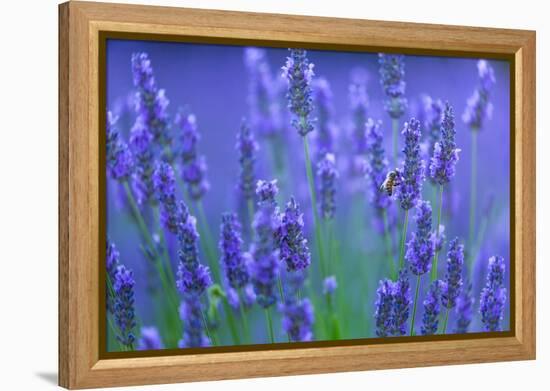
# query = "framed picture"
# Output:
<box><xmin>58</xmin><ymin>1</ymin><xmax>536</xmax><ymax>389</ymax></box>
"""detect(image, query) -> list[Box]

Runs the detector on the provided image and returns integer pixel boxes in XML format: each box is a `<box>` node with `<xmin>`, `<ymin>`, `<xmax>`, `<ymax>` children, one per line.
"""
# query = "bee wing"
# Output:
<box><xmin>379</xmin><ymin>178</ymin><xmax>388</xmax><ymax>192</ymax></box>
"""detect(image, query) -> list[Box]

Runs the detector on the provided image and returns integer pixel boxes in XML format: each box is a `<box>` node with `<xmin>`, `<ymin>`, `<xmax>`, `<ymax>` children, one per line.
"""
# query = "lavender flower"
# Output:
<box><xmin>219</xmin><ymin>212</ymin><xmax>249</xmax><ymax>289</ymax></box>
<box><xmin>175</xmin><ymin>112</ymin><xmax>210</xmax><ymax>200</ymax></box>
<box><xmin>374</xmin><ymin>279</ymin><xmax>394</xmax><ymax>337</ymax></box>
<box><xmin>463</xmin><ymin>60</ymin><xmax>496</xmax><ymax>130</ymax></box>
<box><xmin>454</xmin><ymin>281</ymin><xmax>475</xmax><ymax>333</ymax></box>
<box><xmin>106</xmin><ymin>111</ymin><xmax>134</xmax><ymax>180</ymax></box>
<box><xmin>374</xmin><ymin>270</ymin><xmax>411</xmax><ymax>337</ymax></box>
<box><xmin>178</xmin><ymin>298</ymin><xmax>210</xmax><ymax>348</ymax></box>
<box><xmin>256</xmin><ymin>179</ymin><xmax>279</xmax><ymax>209</ymax></box>
<box><xmin>398</xmin><ymin>118</ymin><xmax>424</xmax><ymax>210</ymax></box>
<box><xmin>391</xmin><ymin>270</ymin><xmax>411</xmax><ymax>336</ymax></box>
<box><xmin>441</xmin><ymin>238</ymin><xmax>464</xmax><ymax>309</ymax></box>
<box><xmin>244</xmin><ymin>48</ymin><xmax>279</xmax><ymax>137</ymax></box>
<box><xmin>282</xmin><ymin>49</ymin><xmax>315</xmax><ymax>137</ymax></box>
<box><xmin>277</xmin><ymin>197</ymin><xmax>311</xmax><ymax>271</ymax></box>
<box><xmin>480</xmin><ymin>256</ymin><xmax>507</xmax><ymax>331</ymax></box>
<box><xmin>421</xmin><ymin>95</ymin><xmax>444</xmax><ymax>155</ymax></box>
<box><xmin>313</xmin><ymin>77</ymin><xmax>336</xmax><ymax>158</ymax></box>
<box><xmin>365</xmin><ymin>118</ymin><xmax>391</xmax><ymax>211</ymax></box>
<box><xmin>281</xmin><ymin>298</ymin><xmax>314</xmax><ymax>342</ymax></box>
<box><xmin>137</xmin><ymin>326</ymin><xmax>164</xmax><ymax>350</ymax></box>
<box><xmin>106</xmin><ymin>239</ymin><xmax>120</xmax><ymax>282</ymax></box>
<box><xmin>227</xmin><ymin>283</ymin><xmax>256</xmax><ymax>310</ymax></box>
<box><xmin>316</xmin><ymin>153</ymin><xmax>338</xmax><ymax>220</ymax></box>
<box><xmin>153</xmin><ymin>161</ymin><xmax>181</xmax><ymax>234</ymax></box>
<box><xmin>236</xmin><ymin>119</ymin><xmax>259</xmax><ymax>200</ymax></box>
<box><xmin>129</xmin><ymin>117</ymin><xmax>155</xmax><ymax>204</ymax></box>
<box><xmin>131</xmin><ymin>52</ymin><xmax>170</xmax><ymax>145</ymax></box>
<box><xmin>113</xmin><ymin>264</ymin><xmax>136</xmax><ymax>348</ymax></box>
<box><xmin>430</xmin><ymin>225</ymin><xmax>446</xmax><ymax>253</ymax></box>
<box><xmin>249</xmin><ymin>181</ymin><xmax>280</xmax><ymax>308</ymax></box>
<box><xmin>420</xmin><ymin>280</ymin><xmax>442</xmax><ymax>335</ymax></box>
<box><xmin>349</xmin><ymin>68</ymin><xmax>369</xmax><ymax>154</ymax></box>
<box><xmin>176</xmin><ymin>203</ymin><xmax>212</xmax><ymax>296</ymax></box>
<box><xmin>406</xmin><ymin>200</ymin><xmax>434</xmax><ymax>276</ymax></box>
<box><xmin>378</xmin><ymin>54</ymin><xmax>407</xmax><ymax>119</ymax></box>
<box><xmin>323</xmin><ymin>275</ymin><xmax>338</xmax><ymax>296</ymax></box>
<box><xmin>429</xmin><ymin>103</ymin><xmax>460</xmax><ymax>185</ymax></box>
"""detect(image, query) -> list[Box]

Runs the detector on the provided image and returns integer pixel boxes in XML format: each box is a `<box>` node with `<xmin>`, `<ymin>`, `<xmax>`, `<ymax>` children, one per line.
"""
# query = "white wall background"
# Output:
<box><xmin>0</xmin><ymin>0</ymin><xmax>546</xmax><ymax>389</ymax></box>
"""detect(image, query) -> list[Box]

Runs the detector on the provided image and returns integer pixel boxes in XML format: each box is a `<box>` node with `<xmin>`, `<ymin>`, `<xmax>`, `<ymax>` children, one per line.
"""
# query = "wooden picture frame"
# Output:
<box><xmin>58</xmin><ymin>1</ymin><xmax>536</xmax><ymax>389</ymax></box>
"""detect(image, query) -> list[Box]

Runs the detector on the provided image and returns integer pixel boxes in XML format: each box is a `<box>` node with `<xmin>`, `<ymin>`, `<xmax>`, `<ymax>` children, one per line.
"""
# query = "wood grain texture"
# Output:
<box><xmin>58</xmin><ymin>1</ymin><xmax>536</xmax><ymax>388</ymax></box>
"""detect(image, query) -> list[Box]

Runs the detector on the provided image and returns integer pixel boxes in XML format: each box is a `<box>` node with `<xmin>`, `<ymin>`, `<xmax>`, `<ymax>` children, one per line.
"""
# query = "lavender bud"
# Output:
<box><xmin>429</xmin><ymin>103</ymin><xmax>461</xmax><ymax>185</ymax></box>
<box><xmin>113</xmin><ymin>264</ymin><xmax>136</xmax><ymax>348</ymax></box>
<box><xmin>378</xmin><ymin>54</ymin><xmax>407</xmax><ymax>119</ymax></box>
<box><xmin>349</xmin><ymin>68</ymin><xmax>369</xmax><ymax>154</ymax></box>
<box><xmin>313</xmin><ymin>77</ymin><xmax>337</xmax><ymax>158</ymax></box>
<box><xmin>282</xmin><ymin>49</ymin><xmax>315</xmax><ymax>137</ymax></box>
<box><xmin>236</xmin><ymin>119</ymin><xmax>259</xmax><ymax>200</ymax></box>
<box><xmin>480</xmin><ymin>256</ymin><xmax>507</xmax><ymax>331</ymax></box>
<box><xmin>454</xmin><ymin>281</ymin><xmax>475</xmax><ymax>333</ymax></box>
<box><xmin>281</xmin><ymin>298</ymin><xmax>314</xmax><ymax>342</ymax></box>
<box><xmin>398</xmin><ymin>118</ymin><xmax>424</xmax><ymax>210</ymax></box>
<box><xmin>441</xmin><ymin>238</ymin><xmax>464</xmax><ymax>309</ymax></box>
<box><xmin>152</xmin><ymin>161</ymin><xmax>181</xmax><ymax>234</ymax></box>
<box><xmin>137</xmin><ymin>326</ymin><xmax>164</xmax><ymax>350</ymax></box>
<box><xmin>106</xmin><ymin>111</ymin><xmax>134</xmax><ymax>180</ymax></box>
<box><xmin>316</xmin><ymin>153</ymin><xmax>338</xmax><ymax>220</ymax></box>
<box><xmin>463</xmin><ymin>60</ymin><xmax>496</xmax><ymax>130</ymax></box>
<box><xmin>420</xmin><ymin>280</ymin><xmax>442</xmax><ymax>335</ymax></box>
<box><xmin>219</xmin><ymin>212</ymin><xmax>249</xmax><ymax>289</ymax></box>
<box><xmin>276</xmin><ymin>197</ymin><xmax>311</xmax><ymax>271</ymax></box>
<box><xmin>323</xmin><ymin>275</ymin><xmax>338</xmax><ymax>296</ymax></box>
<box><xmin>178</xmin><ymin>298</ymin><xmax>210</xmax><ymax>348</ymax></box>
<box><xmin>406</xmin><ymin>200</ymin><xmax>434</xmax><ymax>276</ymax></box>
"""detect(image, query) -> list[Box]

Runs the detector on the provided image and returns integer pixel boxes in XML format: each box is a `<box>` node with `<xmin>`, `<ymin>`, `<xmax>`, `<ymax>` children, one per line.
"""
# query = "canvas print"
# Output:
<box><xmin>104</xmin><ymin>39</ymin><xmax>510</xmax><ymax>352</ymax></box>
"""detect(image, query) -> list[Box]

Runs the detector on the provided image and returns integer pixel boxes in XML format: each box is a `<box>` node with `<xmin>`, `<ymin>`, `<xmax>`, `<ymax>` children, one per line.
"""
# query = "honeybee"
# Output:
<box><xmin>380</xmin><ymin>169</ymin><xmax>402</xmax><ymax>196</ymax></box>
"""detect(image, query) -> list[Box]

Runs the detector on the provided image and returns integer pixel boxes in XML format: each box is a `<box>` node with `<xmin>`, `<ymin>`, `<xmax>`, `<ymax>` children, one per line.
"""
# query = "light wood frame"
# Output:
<box><xmin>59</xmin><ymin>1</ymin><xmax>536</xmax><ymax>389</ymax></box>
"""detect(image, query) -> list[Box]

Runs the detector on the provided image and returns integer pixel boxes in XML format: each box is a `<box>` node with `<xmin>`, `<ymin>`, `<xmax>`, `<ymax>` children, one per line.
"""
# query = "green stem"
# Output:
<box><xmin>302</xmin><ymin>136</ymin><xmax>326</xmax><ymax>278</ymax></box>
<box><xmin>392</xmin><ymin>118</ymin><xmax>399</xmax><ymax>167</ymax></box>
<box><xmin>265</xmin><ymin>308</ymin><xmax>275</xmax><ymax>343</ymax></box>
<box><xmin>398</xmin><ymin>209</ymin><xmax>410</xmax><ymax>272</ymax></box>
<box><xmin>201</xmin><ymin>308</ymin><xmax>217</xmax><ymax>346</ymax></box>
<box><xmin>382</xmin><ymin>209</ymin><xmax>396</xmax><ymax>280</ymax></box>
<box><xmin>468</xmin><ymin>130</ymin><xmax>478</xmax><ymax>271</ymax></box>
<box><xmin>277</xmin><ymin>277</ymin><xmax>291</xmax><ymax>342</ymax></box>
<box><xmin>409</xmin><ymin>275</ymin><xmax>421</xmax><ymax>336</ymax></box>
<box><xmin>221</xmin><ymin>297</ymin><xmax>240</xmax><ymax>345</ymax></box>
<box><xmin>431</xmin><ymin>185</ymin><xmax>444</xmax><ymax>282</ymax></box>
<box><xmin>442</xmin><ymin>307</ymin><xmax>450</xmax><ymax>334</ymax></box>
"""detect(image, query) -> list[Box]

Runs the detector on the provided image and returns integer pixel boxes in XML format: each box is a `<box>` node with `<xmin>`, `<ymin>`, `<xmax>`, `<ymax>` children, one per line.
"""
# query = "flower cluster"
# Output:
<box><xmin>131</xmin><ymin>52</ymin><xmax>170</xmax><ymax>145</ymax></box>
<box><xmin>420</xmin><ymin>280</ymin><xmax>442</xmax><ymax>335</ymax></box>
<box><xmin>176</xmin><ymin>203</ymin><xmax>212</xmax><ymax>296</ymax></box>
<box><xmin>276</xmin><ymin>197</ymin><xmax>311</xmax><ymax>271</ymax></box>
<box><xmin>137</xmin><ymin>326</ymin><xmax>164</xmax><ymax>350</ymax></box>
<box><xmin>178</xmin><ymin>298</ymin><xmax>210</xmax><ymax>348</ymax></box>
<box><xmin>420</xmin><ymin>95</ymin><xmax>444</xmax><ymax>156</ymax></box>
<box><xmin>441</xmin><ymin>238</ymin><xmax>464</xmax><ymax>309</ymax></box>
<box><xmin>175</xmin><ymin>112</ymin><xmax>210</xmax><ymax>200</ymax></box>
<box><xmin>365</xmin><ymin>118</ymin><xmax>391</xmax><ymax>211</ymax></box>
<box><xmin>323</xmin><ymin>275</ymin><xmax>338</xmax><ymax>296</ymax></box>
<box><xmin>463</xmin><ymin>60</ymin><xmax>495</xmax><ymax>130</ymax></box>
<box><xmin>430</xmin><ymin>225</ymin><xmax>446</xmax><ymax>254</ymax></box>
<box><xmin>282</xmin><ymin>49</ymin><xmax>315</xmax><ymax>136</ymax></box>
<box><xmin>152</xmin><ymin>161</ymin><xmax>181</xmax><ymax>234</ymax></box>
<box><xmin>249</xmin><ymin>180</ymin><xmax>280</xmax><ymax>308</ymax></box>
<box><xmin>479</xmin><ymin>256</ymin><xmax>507</xmax><ymax>331</ymax></box>
<box><xmin>406</xmin><ymin>200</ymin><xmax>434</xmax><ymax>276</ymax></box>
<box><xmin>236</xmin><ymin>119</ymin><xmax>259</xmax><ymax>200</ymax></box>
<box><xmin>219</xmin><ymin>212</ymin><xmax>250</xmax><ymax>289</ymax></box>
<box><xmin>316</xmin><ymin>153</ymin><xmax>338</xmax><ymax>220</ymax></box>
<box><xmin>429</xmin><ymin>103</ymin><xmax>460</xmax><ymax>185</ymax></box>
<box><xmin>454</xmin><ymin>281</ymin><xmax>475</xmax><ymax>334</ymax></box>
<box><xmin>113</xmin><ymin>264</ymin><xmax>137</xmax><ymax>348</ymax></box>
<box><xmin>281</xmin><ymin>298</ymin><xmax>315</xmax><ymax>342</ymax></box>
<box><xmin>398</xmin><ymin>118</ymin><xmax>424</xmax><ymax>210</ymax></box>
<box><xmin>129</xmin><ymin>117</ymin><xmax>155</xmax><ymax>204</ymax></box>
<box><xmin>106</xmin><ymin>111</ymin><xmax>134</xmax><ymax>180</ymax></box>
<box><xmin>378</xmin><ymin>54</ymin><xmax>407</xmax><ymax>119</ymax></box>
<box><xmin>374</xmin><ymin>270</ymin><xmax>411</xmax><ymax>337</ymax></box>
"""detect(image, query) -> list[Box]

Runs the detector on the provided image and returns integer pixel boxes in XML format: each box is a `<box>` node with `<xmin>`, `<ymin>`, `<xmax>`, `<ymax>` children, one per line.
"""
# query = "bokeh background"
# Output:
<box><xmin>106</xmin><ymin>38</ymin><xmax>510</xmax><ymax>349</ymax></box>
